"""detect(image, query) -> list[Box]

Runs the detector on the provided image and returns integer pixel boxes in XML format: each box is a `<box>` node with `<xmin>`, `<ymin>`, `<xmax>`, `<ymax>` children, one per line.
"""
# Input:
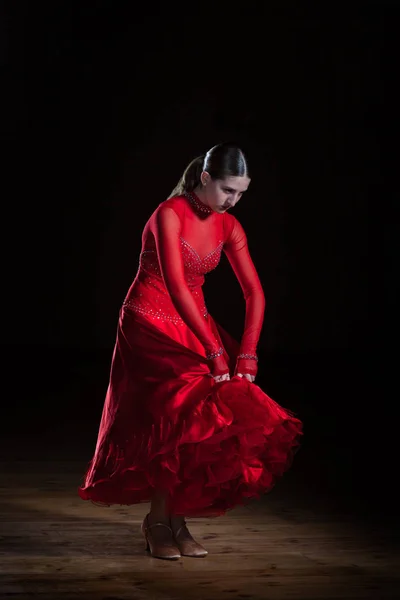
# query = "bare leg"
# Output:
<box><xmin>149</xmin><ymin>495</ymin><xmax>185</xmax><ymax>529</ymax></box>
<box><xmin>147</xmin><ymin>493</ymin><xmax>207</xmax><ymax>556</ymax></box>
<box><xmin>149</xmin><ymin>490</ymin><xmax>170</xmax><ymax>525</ymax></box>
<box><xmin>149</xmin><ymin>493</ymin><xmax>198</xmax><ymax>543</ymax></box>
<box><xmin>170</xmin><ymin>514</ymin><xmax>186</xmax><ymax>531</ymax></box>
<box><xmin>142</xmin><ymin>491</ymin><xmax>181</xmax><ymax>559</ymax></box>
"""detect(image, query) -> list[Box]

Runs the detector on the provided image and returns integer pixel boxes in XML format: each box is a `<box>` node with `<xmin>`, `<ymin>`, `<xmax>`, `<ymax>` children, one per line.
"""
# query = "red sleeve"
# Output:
<box><xmin>154</xmin><ymin>206</ymin><xmax>227</xmax><ymax>369</ymax></box>
<box><xmin>223</xmin><ymin>215</ymin><xmax>266</xmax><ymax>376</ymax></box>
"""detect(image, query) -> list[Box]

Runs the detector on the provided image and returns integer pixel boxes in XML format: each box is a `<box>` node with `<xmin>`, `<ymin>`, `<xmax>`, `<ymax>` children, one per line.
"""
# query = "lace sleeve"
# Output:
<box><xmin>224</xmin><ymin>215</ymin><xmax>266</xmax><ymax>376</ymax></box>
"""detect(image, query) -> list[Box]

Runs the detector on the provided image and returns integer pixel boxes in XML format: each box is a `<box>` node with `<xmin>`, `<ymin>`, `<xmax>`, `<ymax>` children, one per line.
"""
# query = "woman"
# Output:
<box><xmin>79</xmin><ymin>143</ymin><xmax>302</xmax><ymax>560</ymax></box>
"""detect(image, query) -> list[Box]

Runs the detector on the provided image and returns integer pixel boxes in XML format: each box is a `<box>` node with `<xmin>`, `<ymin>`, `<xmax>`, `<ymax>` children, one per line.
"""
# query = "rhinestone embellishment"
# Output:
<box><xmin>206</xmin><ymin>347</ymin><xmax>224</xmax><ymax>360</ymax></box>
<box><xmin>184</xmin><ymin>191</ymin><xmax>213</xmax><ymax>215</ymax></box>
<box><xmin>180</xmin><ymin>237</ymin><xmax>224</xmax><ymax>275</ymax></box>
<box><xmin>123</xmin><ymin>296</ymin><xmax>208</xmax><ymax>322</ymax></box>
<box><xmin>237</xmin><ymin>354</ymin><xmax>258</xmax><ymax>361</ymax></box>
<box><xmin>124</xmin><ymin>223</ymin><xmax>224</xmax><ymax>325</ymax></box>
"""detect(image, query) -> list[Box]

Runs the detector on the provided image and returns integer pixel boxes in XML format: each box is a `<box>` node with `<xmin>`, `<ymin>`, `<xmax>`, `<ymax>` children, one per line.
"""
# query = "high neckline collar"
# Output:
<box><xmin>184</xmin><ymin>191</ymin><xmax>213</xmax><ymax>216</ymax></box>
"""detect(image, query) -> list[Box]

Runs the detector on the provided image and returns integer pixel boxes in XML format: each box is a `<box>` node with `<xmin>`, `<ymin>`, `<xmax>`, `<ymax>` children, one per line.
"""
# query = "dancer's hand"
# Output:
<box><xmin>213</xmin><ymin>372</ymin><xmax>230</xmax><ymax>383</ymax></box>
<box><xmin>207</xmin><ymin>353</ymin><xmax>230</xmax><ymax>380</ymax></box>
<box><xmin>237</xmin><ymin>373</ymin><xmax>255</xmax><ymax>383</ymax></box>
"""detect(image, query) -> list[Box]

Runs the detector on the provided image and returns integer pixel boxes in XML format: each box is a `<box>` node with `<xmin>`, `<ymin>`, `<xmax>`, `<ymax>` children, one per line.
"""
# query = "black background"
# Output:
<box><xmin>1</xmin><ymin>3</ymin><xmax>396</xmax><ymax>517</ymax></box>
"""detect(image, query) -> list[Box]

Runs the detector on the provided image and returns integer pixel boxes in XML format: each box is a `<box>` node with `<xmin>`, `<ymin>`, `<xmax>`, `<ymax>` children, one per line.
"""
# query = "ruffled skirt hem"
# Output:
<box><xmin>78</xmin><ymin>377</ymin><xmax>302</xmax><ymax>517</ymax></box>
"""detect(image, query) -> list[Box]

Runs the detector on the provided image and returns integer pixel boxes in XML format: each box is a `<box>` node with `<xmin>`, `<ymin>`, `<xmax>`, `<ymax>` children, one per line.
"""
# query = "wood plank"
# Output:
<box><xmin>0</xmin><ymin>460</ymin><xmax>399</xmax><ymax>599</ymax></box>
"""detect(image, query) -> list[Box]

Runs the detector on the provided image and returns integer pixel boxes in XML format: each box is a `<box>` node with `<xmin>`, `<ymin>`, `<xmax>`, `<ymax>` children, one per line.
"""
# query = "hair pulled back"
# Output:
<box><xmin>168</xmin><ymin>142</ymin><xmax>249</xmax><ymax>199</ymax></box>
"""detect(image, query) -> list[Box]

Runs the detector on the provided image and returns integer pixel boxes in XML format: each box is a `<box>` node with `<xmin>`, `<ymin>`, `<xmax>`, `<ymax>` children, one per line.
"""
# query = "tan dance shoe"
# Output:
<box><xmin>172</xmin><ymin>520</ymin><xmax>208</xmax><ymax>558</ymax></box>
<box><xmin>141</xmin><ymin>514</ymin><xmax>181</xmax><ymax>560</ymax></box>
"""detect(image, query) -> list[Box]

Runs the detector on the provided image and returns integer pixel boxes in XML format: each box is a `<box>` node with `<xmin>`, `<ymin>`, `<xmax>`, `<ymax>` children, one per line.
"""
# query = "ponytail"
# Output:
<box><xmin>167</xmin><ymin>143</ymin><xmax>248</xmax><ymax>199</ymax></box>
<box><xmin>168</xmin><ymin>155</ymin><xmax>205</xmax><ymax>199</ymax></box>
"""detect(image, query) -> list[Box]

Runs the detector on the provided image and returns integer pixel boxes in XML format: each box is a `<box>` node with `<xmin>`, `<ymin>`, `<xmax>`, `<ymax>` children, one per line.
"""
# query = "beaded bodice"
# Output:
<box><xmin>123</xmin><ymin>193</ymin><xmax>226</xmax><ymax>325</ymax></box>
<box><xmin>179</xmin><ymin>237</ymin><xmax>224</xmax><ymax>276</ymax></box>
<box><xmin>136</xmin><ymin>192</ymin><xmax>225</xmax><ymax>287</ymax></box>
<box><xmin>138</xmin><ymin>236</ymin><xmax>223</xmax><ymax>285</ymax></box>
<box><xmin>123</xmin><ymin>191</ymin><xmax>265</xmax><ymax>374</ymax></box>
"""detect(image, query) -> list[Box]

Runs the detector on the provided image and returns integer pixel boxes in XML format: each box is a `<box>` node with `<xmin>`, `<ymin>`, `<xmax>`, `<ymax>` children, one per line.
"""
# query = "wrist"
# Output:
<box><xmin>235</xmin><ymin>355</ymin><xmax>258</xmax><ymax>377</ymax></box>
<box><xmin>237</xmin><ymin>353</ymin><xmax>258</xmax><ymax>361</ymax></box>
<box><xmin>206</xmin><ymin>346</ymin><xmax>224</xmax><ymax>360</ymax></box>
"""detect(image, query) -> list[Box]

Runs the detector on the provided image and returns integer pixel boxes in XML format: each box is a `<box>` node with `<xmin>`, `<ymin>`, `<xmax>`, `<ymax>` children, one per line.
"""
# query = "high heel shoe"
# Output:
<box><xmin>173</xmin><ymin>520</ymin><xmax>208</xmax><ymax>558</ymax></box>
<box><xmin>141</xmin><ymin>514</ymin><xmax>181</xmax><ymax>560</ymax></box>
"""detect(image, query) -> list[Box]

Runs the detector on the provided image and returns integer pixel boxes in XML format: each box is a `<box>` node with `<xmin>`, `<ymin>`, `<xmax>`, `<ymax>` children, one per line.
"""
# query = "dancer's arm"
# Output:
<box><xmin>223</xmin><ymin>215</ymin><xmax>266</xmax><ymax>377</ymax></box>
<box><xmin>154</xmin><ymin>205</ymin><xmax>229</xmax><ymax>376</ymax></box>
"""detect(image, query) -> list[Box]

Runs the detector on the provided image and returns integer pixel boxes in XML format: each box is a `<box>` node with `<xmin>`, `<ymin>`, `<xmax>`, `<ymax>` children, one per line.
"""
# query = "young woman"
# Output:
<box><xmin>79</xmin><ymin>143</ymin><xmax>302</xmax><ymax>560</ymax></box>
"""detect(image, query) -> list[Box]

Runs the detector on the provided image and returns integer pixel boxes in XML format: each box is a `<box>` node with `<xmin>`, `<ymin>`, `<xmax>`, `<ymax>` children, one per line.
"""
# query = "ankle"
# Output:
<box><xmin>170</xmin><ymin>515</ymin><xmax>185</xmax><ymax>524</ymax></box>
<box><xmin>148</xmin><ymin>511</ymin><xmax>170</xmax><ymax>526</ymax></box>
<box><xmin>170</xmin><ymin>515</ymin><xmax>186</xmax><ymax>532</ymax></box>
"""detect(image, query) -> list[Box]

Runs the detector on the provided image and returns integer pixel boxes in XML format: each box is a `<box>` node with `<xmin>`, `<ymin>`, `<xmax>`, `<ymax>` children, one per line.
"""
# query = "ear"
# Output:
<box><xmin>201</xmin><ymin>170</ymin><xmax>211</xmax><ymax>186</ymax></box>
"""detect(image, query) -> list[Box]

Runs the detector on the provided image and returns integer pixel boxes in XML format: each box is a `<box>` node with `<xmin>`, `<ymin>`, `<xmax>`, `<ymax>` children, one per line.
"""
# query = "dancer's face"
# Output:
<box><xmin>201</xmin><ymin>174</ymin><xmax>250</xmax><ymax>213</ymax></box>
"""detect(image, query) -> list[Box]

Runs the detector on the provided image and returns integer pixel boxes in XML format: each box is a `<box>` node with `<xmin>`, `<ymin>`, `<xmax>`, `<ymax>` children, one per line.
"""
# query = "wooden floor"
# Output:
<box><xmin>0</xmin><ymin>454</ymin><xmax>399</xmax><ymax>600</ymax></box>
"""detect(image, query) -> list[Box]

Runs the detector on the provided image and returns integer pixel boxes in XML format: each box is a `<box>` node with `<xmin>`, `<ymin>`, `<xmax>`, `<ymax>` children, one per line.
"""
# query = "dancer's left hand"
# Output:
<box><xmin>237</xmin><ymin>373</ymin><xmax>255</xmax><ymax>383</ymax></box>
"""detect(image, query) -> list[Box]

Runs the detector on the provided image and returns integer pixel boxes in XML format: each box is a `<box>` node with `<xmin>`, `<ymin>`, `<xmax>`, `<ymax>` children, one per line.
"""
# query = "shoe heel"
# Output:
<box><xmin>141</xmin><ymin>520</ymin><xmax>150</xmax><ymax>552</ymax></box>
<box><xmin>141</xmin><ymin>514</ymin><xmax>181</xmax><ymax>560</ymax></box>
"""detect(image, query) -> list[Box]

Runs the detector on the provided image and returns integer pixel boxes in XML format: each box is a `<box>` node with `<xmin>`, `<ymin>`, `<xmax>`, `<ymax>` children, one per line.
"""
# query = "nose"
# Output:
<box><xmin>224</xmin><ymin>198</ymin><xmax>237</xmax><ymax>210</ymax></box>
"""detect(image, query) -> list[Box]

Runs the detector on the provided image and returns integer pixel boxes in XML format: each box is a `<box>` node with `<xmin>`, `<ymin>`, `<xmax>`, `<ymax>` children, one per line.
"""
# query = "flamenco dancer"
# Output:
<box><xmin>79</xmin><ymin>142</ymin><xmax>303</xmax><ymax>560</ymax></box>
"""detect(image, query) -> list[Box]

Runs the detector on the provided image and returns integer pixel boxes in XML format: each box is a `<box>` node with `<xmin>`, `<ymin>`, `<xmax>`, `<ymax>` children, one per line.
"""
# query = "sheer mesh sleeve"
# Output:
<box><xmin>154</xmin><ymin>206</ymin><xmax>229</xmax><ymax>376</ymax></box>
<box><xmin>224</xmin><ymin>215</ymin><xmax>266</xmax><ymax>376</ymax></box>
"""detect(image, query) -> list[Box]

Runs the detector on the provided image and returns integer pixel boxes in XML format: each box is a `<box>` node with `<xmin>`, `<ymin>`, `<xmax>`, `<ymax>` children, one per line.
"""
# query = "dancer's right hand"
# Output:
<box><xmin>208</xmin><ymin>354</ymin><xmax>230</xmax><ymax>382</ymax></box>
<box><xmin>213</xmin><ymin>372</ymin><xmax>230</xmax><ymax>383</ymax></box>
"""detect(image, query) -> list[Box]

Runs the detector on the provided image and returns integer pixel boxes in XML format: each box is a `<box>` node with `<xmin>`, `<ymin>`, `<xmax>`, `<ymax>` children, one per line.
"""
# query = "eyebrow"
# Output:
<box><xmin>223</xmin><ymin>186</ymin><xmax>246</xmax><ymax>193</ymax></box>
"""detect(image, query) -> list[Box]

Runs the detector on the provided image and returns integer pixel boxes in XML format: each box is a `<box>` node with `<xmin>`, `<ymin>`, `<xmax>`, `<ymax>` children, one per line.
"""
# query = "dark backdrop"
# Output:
<box><xmin>1</xmin><ymin>3</ymin><xmax>396</xmax><ymax>516</ymax></box>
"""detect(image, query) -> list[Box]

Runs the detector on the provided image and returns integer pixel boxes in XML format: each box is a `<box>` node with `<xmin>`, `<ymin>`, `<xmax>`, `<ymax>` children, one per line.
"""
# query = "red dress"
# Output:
<box><xmin>78</xmin><ymin>191</ymin><xmax>302</xmax><ymax>517</ymax></box>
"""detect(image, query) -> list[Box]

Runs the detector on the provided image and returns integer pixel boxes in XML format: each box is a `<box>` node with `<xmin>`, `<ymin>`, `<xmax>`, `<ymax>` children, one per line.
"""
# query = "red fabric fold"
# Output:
<box><xmin>78</xmin><ymin>309</ymin><xmax>302</xmax><ymax>517</ymax></box>
<box><xmin>78</xmin><ymin>193</ymin><xmax>302</xmax><ymax>516</ymax></box>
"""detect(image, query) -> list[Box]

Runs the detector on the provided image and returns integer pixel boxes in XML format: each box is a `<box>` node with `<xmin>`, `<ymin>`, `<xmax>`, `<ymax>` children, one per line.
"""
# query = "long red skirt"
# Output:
<box><xmin>78</xmin><ymin>305</ymin><xmax>303</xmax><ymax>517</ymax></box>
